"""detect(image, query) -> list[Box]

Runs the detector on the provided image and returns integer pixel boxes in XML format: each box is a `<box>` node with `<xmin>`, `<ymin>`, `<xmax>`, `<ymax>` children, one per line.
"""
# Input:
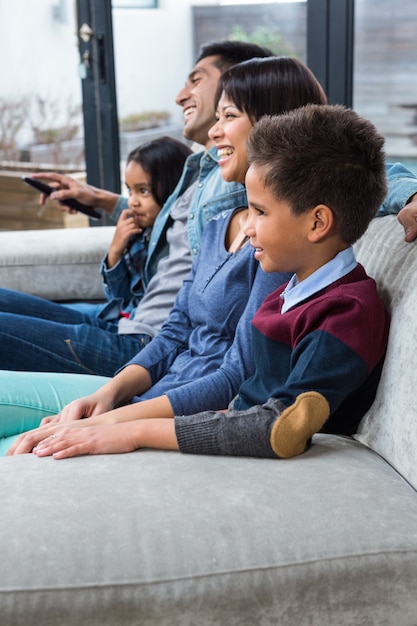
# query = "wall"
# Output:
<box><xmin>0</xmin><ymin>0</ymin><xmax>81</xmax><ymax>104</ymax></box>
<box><xmin>353</xmin><ymin>0</ymin><xmax>417</xmax><ymax>165</ymax></box>
<box><xmin>0</xmin><ymin>0</ymin><xmax>196</xmax><ymax>150</ymax></box>
<box><xmin>192</xmin><ymin>2</ymin><xmax>306</xmax><ymax>60</ymax></box>
<box><xmin>112</xmin><ymin>0</ymin><xmax>194</xmax><ymax>124</ymax></box>
<box><xmin>1</xmin><ymin>0</ymin><xmax>416</xmax><ymax>169</ymax></box>
<box><xmin>0</xmin><ymin>0</ymin><xmax>82</xmax><ymax>145</ymax></box>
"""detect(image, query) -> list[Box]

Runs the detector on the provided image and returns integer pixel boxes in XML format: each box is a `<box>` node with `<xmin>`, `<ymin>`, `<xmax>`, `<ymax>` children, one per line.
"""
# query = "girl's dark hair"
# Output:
<box><xmin>215</xmin><ymin>56</ymin><xmax>327</xmax><ymax>122</ymax></box>
<box><xmin>127</xmin><ymin>137</ymin><xmax>192</xmax><ymax>207</ymax></box>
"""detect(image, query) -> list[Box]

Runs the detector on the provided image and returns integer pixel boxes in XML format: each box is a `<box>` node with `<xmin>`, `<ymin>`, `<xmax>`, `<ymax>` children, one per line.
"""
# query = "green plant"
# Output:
<box><xmin>229</xmin><ymin>25</ymin><xmax>296</xmax><ymax>57</ymax></box>
<box><xmin>31</xmin><ymin>96</ymin><xmax>81</xmax><ymax>140</ymax></box>
<box><xmin>0</xmin><ymin>98</ymin><xmax>29</xmax><ymax>161</ymax></box>
<box><xmin>29</xmin><ymin>96</ymin><xmax>83</xmax><ymax>166</ymax></box>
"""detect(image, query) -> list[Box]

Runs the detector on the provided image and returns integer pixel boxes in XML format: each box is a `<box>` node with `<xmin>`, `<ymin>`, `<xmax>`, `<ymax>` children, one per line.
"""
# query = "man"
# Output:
<box><xmin>0</xmin><ymin>41</ymin><xmax>274</xmax><ymax>375</ymax></box>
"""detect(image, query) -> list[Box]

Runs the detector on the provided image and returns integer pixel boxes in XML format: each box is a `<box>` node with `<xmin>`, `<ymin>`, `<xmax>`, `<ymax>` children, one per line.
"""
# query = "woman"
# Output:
<box><xmin>4</xmin><ymin>57</ymin><xmax>329</xmax><ymax>457</ymax></box>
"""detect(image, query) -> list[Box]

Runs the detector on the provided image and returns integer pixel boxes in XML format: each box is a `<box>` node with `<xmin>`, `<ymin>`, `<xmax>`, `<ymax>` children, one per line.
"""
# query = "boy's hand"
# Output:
<box><xmin>398</xmin><ymin>194</ymin><xmax>417</xmax><ymax>243</ymax></box>
<box><xmin>107</xmin><ymin>210</ymin><xmax>143</xmax><ymax>268</ymax></box>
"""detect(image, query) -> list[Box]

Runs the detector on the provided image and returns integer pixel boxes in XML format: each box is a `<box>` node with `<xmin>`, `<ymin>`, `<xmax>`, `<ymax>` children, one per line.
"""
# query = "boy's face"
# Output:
<box><xmin>175</xmin><ymin>55</ymin><xmax>222</xmax><ymax>148</ymax></box>
<box><xmin>245</xmin><ymin>164</ymin><xmax>314</xmax><ymax>281</ymax></box>
<box><xmin>125</xmin><ymin>160</ymin><xmax>160</xmax><ymax>229</ymax></box>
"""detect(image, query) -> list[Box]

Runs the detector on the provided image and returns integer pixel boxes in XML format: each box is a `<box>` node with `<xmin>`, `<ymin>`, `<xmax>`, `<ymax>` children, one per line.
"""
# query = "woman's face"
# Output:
<box><xmin>208</xmin><ymin>92</ymin><xmax>253</xmax><ymax>184</ymax></box>
<box><xmin>125</xmin><ymin>160</ymin><xmax>161</xmax><ymax>229</ymax></box>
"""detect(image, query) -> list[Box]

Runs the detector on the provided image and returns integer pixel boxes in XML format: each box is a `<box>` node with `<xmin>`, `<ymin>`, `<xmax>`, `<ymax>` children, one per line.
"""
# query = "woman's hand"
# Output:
<box><xmin>107</xmin><ymin>210</ymin><xmax>143</xmax><ymax>268</ymax></box>
<box><xmin>40</xmin><ymin>391</ymin><xmax>115</xmax><ymax>426</ymax></box>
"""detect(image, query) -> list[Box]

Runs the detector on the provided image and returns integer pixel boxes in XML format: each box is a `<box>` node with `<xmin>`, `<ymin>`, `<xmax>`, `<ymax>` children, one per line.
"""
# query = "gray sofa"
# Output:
<box><xmin>0</xmin><ymin>225</ymin><xmax>115</xmax><ymax>302</ymax></box>
<box><xmin>0</xmin><ymin>215</ymin><xmax>416</xmax><ymax>626</ymax></box>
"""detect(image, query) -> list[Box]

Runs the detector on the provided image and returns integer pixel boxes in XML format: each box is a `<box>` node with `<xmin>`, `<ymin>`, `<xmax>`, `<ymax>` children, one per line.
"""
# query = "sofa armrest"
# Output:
<box><xmin>0</xmin><ymin>226</ymin><xmax>115</xmax><ymax>301</ymax></box>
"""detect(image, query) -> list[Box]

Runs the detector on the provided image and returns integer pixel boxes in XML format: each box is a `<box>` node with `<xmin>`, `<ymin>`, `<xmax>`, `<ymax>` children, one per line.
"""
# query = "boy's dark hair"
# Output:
<box><xmin>196</xmin><ymin>40</ymin><xmax>274</xmax><ymax>73</ymax></box>
<box><xmin>247</xmin><ymin>104</ymin><xmax>387</xmax><ymax>245</ymax></box>
<box><xmin>127</xmin><ymin>137</ymin><xmax>192</xmax><ymax>207</ymax></box>
<box><xmin>214</xmin><ymin>56</ymin><xmax>327</xmax><ymax>122</ymax></box>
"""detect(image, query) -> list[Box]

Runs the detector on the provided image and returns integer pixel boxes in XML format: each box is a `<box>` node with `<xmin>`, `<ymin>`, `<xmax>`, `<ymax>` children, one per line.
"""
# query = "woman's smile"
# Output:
<box><xmin>216</xmin><ymin>145</ymin><xmax>234</xmax><ymax>166</ymax></box>
<box><xmin>208</xmin><ymin>93</ymin><xmax>253</xmax><ymax>184</ymax></box>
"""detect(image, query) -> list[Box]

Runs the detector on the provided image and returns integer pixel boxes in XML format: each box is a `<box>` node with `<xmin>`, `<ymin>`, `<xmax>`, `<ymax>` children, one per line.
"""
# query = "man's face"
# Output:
<box><xmin>175</xmin><ymin>55</ymin><xmax>222</xmax><ymax>148</ymax></box>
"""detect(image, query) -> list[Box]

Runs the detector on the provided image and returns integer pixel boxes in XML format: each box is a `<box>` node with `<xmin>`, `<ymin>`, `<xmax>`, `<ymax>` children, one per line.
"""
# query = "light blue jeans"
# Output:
<box><xmin>0</xmin><ymin>288</ymin><xmax>150</xmax><ymax>376</ymax></box>
<box><xmin>0</xmin><ymin>370</ymin><xmax>110</xmax><ymax>455</ymax></box>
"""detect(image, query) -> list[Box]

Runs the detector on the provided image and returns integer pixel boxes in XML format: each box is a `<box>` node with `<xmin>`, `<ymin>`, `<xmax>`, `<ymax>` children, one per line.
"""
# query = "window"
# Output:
<box><xmin>193</xmin><ymin>2</ymin><xmax>306</xmax><ymax>62</ymax></box>
<box><xmin>112</xmin><ymin>1</ymin><xmax>158</xmax><ymax>7</ymax></box>
<box><xmin>353</xmin><ymin>0</ymin><xmax>417</xmax><ymax>174</ymax></box>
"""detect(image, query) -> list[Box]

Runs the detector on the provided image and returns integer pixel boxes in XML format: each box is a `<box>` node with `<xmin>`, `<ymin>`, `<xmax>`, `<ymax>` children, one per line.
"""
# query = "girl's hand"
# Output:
<box><xmin>32</xmin><ymin>418</ymin><xmax>179</xmax><ymax>459</ymax></box>
<box><xmin>6</xmin><ymin>419</ymin><xmax>92</xmax><ymax>456</ymax></box>
<box><xmin>107</xmin><ymin>210</ymin><xmax>143</xmax><ymax>268</ymax></box>
<box><xmin>6</xmin><ymin>396</ymin><xmax>119</xmax><ymax>455</ymax></box>
<box><xmin>33</xmin><ymin>422</ymin><xmax>138</xmax><ymax>459</ymax></box>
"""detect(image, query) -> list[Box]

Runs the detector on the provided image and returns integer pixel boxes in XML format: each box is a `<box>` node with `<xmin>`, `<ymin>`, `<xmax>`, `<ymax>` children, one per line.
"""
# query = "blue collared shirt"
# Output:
<box><xmin>280</xmin><ymin>247</ymin><xmax>357</xmax><ymax>313</ymax></box>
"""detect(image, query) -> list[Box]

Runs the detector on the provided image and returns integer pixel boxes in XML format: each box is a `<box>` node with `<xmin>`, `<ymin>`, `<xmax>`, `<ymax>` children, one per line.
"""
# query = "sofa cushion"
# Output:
<box><xmin>1</xmin><ymin>436</ymin><xmax>416</xmax><ymax>626</ymax></box>
<box><xmin>353</xmin><ymin>216</ymin><xmax>417</xmax><ymax>490</ymax></box>
<box><xmin>0</xmin><ymin>226</ymin><xmax>115</xmax><ymax>301</ymax></box>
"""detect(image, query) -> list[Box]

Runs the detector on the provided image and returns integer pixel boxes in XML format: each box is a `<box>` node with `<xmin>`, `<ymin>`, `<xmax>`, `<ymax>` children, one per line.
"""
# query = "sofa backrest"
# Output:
<box><xmin>353</xmin><ymin>215</ymin><xmax>417</xmax><ymax>491</ymax></box>
<box><xmin>0</xmin><ymin>226</ymin><xmax>115</xmax><ymax>301</ymax></box>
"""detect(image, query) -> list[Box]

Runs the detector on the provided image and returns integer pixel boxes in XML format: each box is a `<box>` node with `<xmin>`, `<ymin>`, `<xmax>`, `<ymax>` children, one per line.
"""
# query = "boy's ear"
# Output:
<box><xmin>308</xmin><ymin>204</ymin><xmax>334</xmax><ymax>242</ymax></box>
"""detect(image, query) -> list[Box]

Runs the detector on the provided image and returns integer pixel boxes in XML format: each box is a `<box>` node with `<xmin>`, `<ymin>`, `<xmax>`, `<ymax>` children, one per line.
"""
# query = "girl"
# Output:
<box><xmin>0</xmin><ymin>136</ymin><xmax>192</xmax><ymax>323</ymax></box>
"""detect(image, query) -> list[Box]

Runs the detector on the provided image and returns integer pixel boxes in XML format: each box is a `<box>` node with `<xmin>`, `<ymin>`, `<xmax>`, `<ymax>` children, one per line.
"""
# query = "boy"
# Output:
<box><xmin>173</xmin><ymin>104</ymin><xmax>390</xmax><ymax>459</ymax></box>
<box><xmin>27</xmin><ymin>104</ymin><xmax>390</xmax><ymax>461</ymax></box>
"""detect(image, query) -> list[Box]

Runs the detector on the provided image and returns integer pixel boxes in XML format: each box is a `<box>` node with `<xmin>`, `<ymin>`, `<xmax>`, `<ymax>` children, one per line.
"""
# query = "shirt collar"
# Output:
<box><xmin>280</xmin><ymin>247</ymin><xmax>357</xmax><ymax>313</ymax></box>
<box><xmin>205</xmin><ymin>144</ymin><xmax>221</xmax><ymax>163</ymax></box>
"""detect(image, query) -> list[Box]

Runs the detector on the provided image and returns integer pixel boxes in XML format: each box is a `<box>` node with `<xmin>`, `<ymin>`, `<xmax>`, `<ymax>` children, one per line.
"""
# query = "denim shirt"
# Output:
<box><xmin>185</xmin><ymin>147</ymin><xmax>247</xmax><ymax>257</ymax></box>
<box><xmin>98</xmin><ymin>227</ymin><xmax>151</xmax><ymax>320</ymax></box>
<box><xmin>379</xmin><ymin>162</ymin><xmax>417</xmax><ymax>216</ymax></box>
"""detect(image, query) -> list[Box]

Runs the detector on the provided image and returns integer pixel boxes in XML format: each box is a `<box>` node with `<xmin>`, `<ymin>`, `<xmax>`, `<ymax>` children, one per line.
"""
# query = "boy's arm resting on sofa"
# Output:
<box><xmin>397</xmin><ymin>194</ymin><xmax>417</xmax><ymax>242</ymax></box>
